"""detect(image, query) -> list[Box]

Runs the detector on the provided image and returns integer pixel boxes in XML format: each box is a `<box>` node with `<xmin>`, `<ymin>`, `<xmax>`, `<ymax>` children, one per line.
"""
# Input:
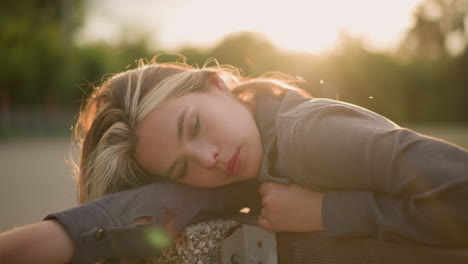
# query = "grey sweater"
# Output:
<box><xmin>46</xmin><ymin>91</ymin><xmax>468</xmax><ymax>263</ymax></box>
<box><xmin>254</xmin><ymin>91</ymin><xmax>468</xmax><ymax>246</ymax></box>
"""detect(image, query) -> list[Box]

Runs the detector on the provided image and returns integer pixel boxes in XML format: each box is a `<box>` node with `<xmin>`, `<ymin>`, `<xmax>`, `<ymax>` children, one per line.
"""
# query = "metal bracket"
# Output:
<box><xmin>220</xmin><ymin>224</ymin><xmax>278</xmax><ymax>264</ymax></box>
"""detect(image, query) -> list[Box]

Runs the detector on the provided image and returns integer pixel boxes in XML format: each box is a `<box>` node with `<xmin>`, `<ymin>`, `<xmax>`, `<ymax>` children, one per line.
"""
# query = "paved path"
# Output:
<box><xmin>0</xmin><ymin>138</ymin><xmax>76</xmax><ymax>232</ymax></box>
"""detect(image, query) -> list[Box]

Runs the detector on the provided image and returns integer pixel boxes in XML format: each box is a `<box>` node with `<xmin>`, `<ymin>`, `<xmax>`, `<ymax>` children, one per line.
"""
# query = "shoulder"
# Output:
<box><xmin>277</xmin><ymin>92</ymin><xmax>399</xmax><ymax>130</ymax></box>
<box><xmin>274</xmin><ymin>93</ymin><xmax>401</xmax><ymax>157</ymax></box>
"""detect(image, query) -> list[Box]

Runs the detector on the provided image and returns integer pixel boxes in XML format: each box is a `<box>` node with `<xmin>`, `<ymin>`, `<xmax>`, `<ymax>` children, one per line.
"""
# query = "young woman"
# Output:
<box><xmin>1</xmin><ymin>59</ymin><xmax>467</xmax><ymax>263</ymax></box>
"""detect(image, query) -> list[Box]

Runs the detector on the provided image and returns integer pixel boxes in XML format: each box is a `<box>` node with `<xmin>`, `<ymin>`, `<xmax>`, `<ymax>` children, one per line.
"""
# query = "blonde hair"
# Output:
<box><xmin>74</xmin><ymin>57</ymin><xmax>309</xmax><ymax>204</ymax></box>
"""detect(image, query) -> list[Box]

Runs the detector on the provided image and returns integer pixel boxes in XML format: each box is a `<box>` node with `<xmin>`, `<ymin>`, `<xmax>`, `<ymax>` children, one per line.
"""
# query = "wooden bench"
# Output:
<box><xmin>124</xmin><ymin>219</ymin><xmax>468</xmax><ymax>264</ymax></box>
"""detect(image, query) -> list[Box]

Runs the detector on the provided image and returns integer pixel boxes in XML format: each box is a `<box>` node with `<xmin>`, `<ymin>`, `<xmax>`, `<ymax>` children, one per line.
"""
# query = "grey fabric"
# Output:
<box><xmin>45</xmin><ymin>180</ymin><xmax>261</xmax><ymax>263</ymax></box>
<box><xmin>254</xmin><ymin>91</ymin><xmax>468</xmax><ymax>247</ymax></box>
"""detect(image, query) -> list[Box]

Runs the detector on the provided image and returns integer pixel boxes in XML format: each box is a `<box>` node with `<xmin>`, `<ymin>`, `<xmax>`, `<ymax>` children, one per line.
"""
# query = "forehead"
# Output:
<box><xmin>134</xmin><ymin>96</ymin><xmax>186</xmax><ymax>176</ymax></box>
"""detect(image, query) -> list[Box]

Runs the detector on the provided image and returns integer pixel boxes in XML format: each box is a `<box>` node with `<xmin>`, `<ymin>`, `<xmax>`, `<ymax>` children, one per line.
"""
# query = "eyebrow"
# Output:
<box><xmin>165</xmin><ymin>106</ymin><xmax>188</xmax><ymax>179</ymax></box>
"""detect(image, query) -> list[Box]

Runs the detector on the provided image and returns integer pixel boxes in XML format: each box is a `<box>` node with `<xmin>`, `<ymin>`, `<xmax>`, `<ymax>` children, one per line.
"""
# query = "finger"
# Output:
<box><xmin>260</xmin><ymin>181</ymin><xmax>282</xmax><ymax>195</ymax></box>
<box><xmin>260</xmin><ymin>208</ymin><xmax>277</xmax><ymax>223</ymax></box>
<box><xmin>260</xmin><ymin>207</ymin><xmax>268</xmax><ymax>218</ymax></box>
<box><xmin>258</xmin><ymin>216</ymin><xmax>272</xmax><ymax>230</ymax></box>
<box><xmin>261</xmin><ymin>193</ymin><xmax>272</xmax><ymax>207</ymax></box>
<box><xmin>258</xmin><ymin>182</ymin><xmax>270</xmax><ymax>196</ymax></box>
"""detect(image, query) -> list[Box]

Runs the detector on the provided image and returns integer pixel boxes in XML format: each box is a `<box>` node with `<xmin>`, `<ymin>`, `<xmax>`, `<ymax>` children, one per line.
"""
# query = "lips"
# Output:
<box><xmin>226</xmin><ymin>148</ymin><xmax>241</xmax><ymax>176</ymax></box>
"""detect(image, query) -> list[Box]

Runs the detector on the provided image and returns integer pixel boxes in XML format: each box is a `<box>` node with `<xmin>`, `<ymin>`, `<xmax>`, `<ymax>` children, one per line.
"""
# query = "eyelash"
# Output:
<box><xmin>177</xmin><ymin>114</ymin><xmax>200</xmax><ymax>180</ymax></box>
<box><xmin>177</xmin><ymin>161</ymin><xmax>188</xmax><ymax>180</ymax></box>
<box><xmin>191</xmin><ymin>114</ymin><xmax>200</xmax><ymax>138</ymax></box>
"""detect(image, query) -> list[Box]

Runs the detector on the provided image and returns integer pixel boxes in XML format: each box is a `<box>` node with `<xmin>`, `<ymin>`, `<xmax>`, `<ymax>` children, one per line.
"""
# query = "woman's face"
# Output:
<box><xmin>134</xmin><ymin>77</ymin><xmax>264</xmax><ymax>188</ymax></box>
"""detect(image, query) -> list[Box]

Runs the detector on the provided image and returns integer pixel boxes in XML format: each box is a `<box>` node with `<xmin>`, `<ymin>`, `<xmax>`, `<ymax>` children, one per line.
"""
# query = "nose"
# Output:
<box><xmin>187</xmin><ymin>142</ymin><xmax>219</xmax><ymax>168</ymax></box>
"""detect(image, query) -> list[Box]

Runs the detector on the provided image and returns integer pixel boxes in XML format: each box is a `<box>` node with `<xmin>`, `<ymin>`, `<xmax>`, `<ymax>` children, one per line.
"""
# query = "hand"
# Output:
<box><xmin>258</xmin><ymin>181</ymin><xmax>324</xmax><ymax>232</ymax></box>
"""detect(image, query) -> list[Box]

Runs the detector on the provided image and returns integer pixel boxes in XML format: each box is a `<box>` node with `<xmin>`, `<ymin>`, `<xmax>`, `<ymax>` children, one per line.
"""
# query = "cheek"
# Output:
<box><xmin>210</xmin><ymin>108</ymin><xmax>255</xmax><ymax>135</ymax></box>
<box><xmin>182</xmin><ymin>168</ymin><xmax>221</xmax><ymax>187</ymax></box>
<box><xmin>182</xmin><ymin>176</ymin><xmax>223</xmax><ymax>188</ymax></box>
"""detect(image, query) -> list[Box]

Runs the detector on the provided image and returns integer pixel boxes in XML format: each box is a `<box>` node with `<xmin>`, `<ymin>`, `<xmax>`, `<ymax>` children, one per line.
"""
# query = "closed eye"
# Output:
<box><xmin>192</xmin><ymin>113</ymin><xmax>200</xmax><ymax>138</ymax></box>
<box><xmin>176</xmin><ymin>115</ymin><xmax>200</xmax><ymax>180</ymax></box>
<box><xmin>175</xmin><ymin>113</ymin><xmax>199</xmax><ymax>180</ymax></box>
<box><xmin>175</xmin><ymin>160</ymin><xmax>188</xmax><ymax>180</ymax></box>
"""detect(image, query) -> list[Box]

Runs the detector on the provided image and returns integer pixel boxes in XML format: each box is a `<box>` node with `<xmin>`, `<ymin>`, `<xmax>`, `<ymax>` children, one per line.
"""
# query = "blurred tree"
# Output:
<box><xmin>324</xmin><ymin>32</ymin><xmax>411</xmax><ymax>122</ymax></box>
<box><xmin>398</xmin><ymin>0</ymin><xmax>468</xmax><ymax>123</ymax></box>
<box><xmin>211</xmin><ymin>32</ymin><xmax>280</xmax><ymax>76</ymax></box>
<box><xmin>74</xmin><ymin>35</ymin><xmax>155</xmax><ymax>103</ymax></box>
<box><xmin>2</xmin><ymin>0</ymin><xmax>467</xmax><ymax>137</ymax></box>
<box><xmin>399</xmin><ymin>0</ymin><xmax>468</xmax><ymax>60</ymax></box>
<box><xmin>177</xmin><ymin>46</ymin><xmax>211</xmax><ymax>68</ymax></box>
<box><xmin>0</xmin><ymin>0</ymin><xmax>84</xmax><ymax>105</ymax></box>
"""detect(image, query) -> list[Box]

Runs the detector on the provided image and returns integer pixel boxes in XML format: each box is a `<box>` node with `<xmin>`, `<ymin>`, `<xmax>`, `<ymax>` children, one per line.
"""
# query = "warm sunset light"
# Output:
<box><xmin>2</xmin><ymin>2</ymin><xmax>468</xmax><ymax>263</ymax></box>
<box><xmin>80</xmin><ymin>0</ymin><xmax>423</xmax><ymax>53</ymax></box>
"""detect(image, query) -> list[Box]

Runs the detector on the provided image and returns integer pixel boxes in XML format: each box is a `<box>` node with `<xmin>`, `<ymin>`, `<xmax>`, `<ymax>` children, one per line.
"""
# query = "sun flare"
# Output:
<box><xmin>82</xmin><ymin>0</ymin><xmax>423</xmax><ymax>54</ymax></box>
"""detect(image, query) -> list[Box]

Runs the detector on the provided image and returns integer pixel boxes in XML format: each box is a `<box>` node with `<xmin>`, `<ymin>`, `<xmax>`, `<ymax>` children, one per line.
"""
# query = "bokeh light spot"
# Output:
<box><xmin>240</xmin><ymin>207</ymin><xmax>251</xmax><ymax>214</ymax></box>
<box><xmin>145</xmin><ymin>227</ymin><xmax>173</xmax><ymax>250</ymax></box>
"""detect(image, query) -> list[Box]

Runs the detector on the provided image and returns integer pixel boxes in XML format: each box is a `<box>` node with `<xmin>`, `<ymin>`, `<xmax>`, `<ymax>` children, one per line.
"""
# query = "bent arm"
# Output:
<box><xmin>0</xmin><ymin>180</ymin><xmax>260</xmax><ymax>264</ymax></box>
<box><xmin>290</xmin><ymin>99</ymin><xmax>468</xmax><ymax>246</ymax></box>
<box><xmin>292</xmin><ymin>100</ymin><xmax>468</xmax><ymax>193</ymax></box>
<box><xmin>0</xmin><ymin>220</ymin><xmax>74</xmax><ymax>264</ymax></box>
<box><xmin>45</xmin><ymin>180</ymin><xmax>260</xmax><ymax>263</ymax></box>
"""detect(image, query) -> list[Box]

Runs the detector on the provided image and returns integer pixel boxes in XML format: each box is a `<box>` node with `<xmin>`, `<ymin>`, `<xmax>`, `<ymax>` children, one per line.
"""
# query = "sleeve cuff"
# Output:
<box><xmin>44</xmin><ymin>202</ymin><xmax>120</xmax><ymax>263</ymax></box>
<box><xmin>44</xmin><ymin>201</ymin><xmax>115</xmax><ymax>244</ymax></box>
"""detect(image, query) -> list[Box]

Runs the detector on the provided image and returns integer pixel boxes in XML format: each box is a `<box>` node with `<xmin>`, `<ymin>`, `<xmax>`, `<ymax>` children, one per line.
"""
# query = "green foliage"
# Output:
<box><xmin>0</xmin><ymin>0</ymin><xmax>84</xmax><ymax>105</ymax></box>
<box><xmin>1</xmin><ymin>0</ymin><xmax>467</xmax><ymax>131</ymax></box>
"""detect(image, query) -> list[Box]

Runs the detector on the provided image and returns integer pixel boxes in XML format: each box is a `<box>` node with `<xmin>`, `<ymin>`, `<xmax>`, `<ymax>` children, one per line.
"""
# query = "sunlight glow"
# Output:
<box><xmin>81</xmin><ymin>0</ymin><xmax>423</xmax><ymax>54</ymax></box>
<box><xmin>240</xmin><ymin>207</ymin><xmax>251</xmax><ymax>214</ymax></box>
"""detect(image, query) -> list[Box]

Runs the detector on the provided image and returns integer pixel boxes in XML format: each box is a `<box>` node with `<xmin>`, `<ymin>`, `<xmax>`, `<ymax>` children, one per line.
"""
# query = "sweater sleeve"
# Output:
<box><xmin>44</xmin><ymin>180</ymin><xmax>261</xmax><ymax>264</ymax></box>
<box><xmin>291</xmin><ymin>99</ymin><xmax>468</xmax><ymax>246</ymax></box>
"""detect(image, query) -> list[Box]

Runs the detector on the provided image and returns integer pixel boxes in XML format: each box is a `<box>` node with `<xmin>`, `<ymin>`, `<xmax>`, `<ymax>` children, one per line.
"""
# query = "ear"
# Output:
<box><xmin>209</xmin><ymin>73</ymin><xmax>230</xmax><ymax>92</ymax></box>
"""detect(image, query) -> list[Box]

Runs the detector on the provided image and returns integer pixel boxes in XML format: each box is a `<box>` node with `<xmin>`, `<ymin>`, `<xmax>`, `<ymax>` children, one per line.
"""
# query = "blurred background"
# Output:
<box><xmin>1</xmin><ymin>0</ymin><xmax>467</xmax><ymax>232</ymax></box>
